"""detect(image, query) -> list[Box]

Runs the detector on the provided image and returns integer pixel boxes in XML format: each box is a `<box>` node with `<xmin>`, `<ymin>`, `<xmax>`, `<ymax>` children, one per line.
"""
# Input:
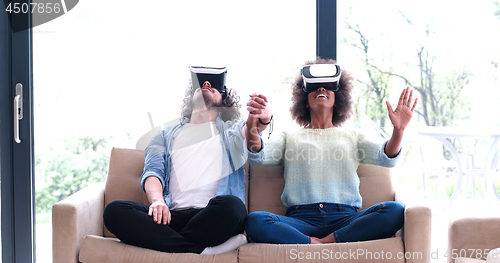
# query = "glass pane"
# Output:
<box><xmin>33</xmin><ymin>1</ymin><xmax>315</xmax><ymax>262</ymax></box>
<box><xmin>338</xmin><ymin>0</ymin><xmax>500</xmax><ymax>260</ymax></box>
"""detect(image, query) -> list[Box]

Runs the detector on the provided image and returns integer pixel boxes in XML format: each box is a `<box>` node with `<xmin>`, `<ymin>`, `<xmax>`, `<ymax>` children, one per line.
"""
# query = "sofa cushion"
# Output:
<box><xmin>104</xmin><ymin>147</ymin><xmax>149</xmax><ymax>237</ymax></box>
<box><xmin>357</xmin><ymin>164</ymin><xmax>394</xmax><ymax>210</ymax></box>
<box><xmin>238</xmin><ymin>237</ymin><xmax>405</xmax><ymax>263</ymax></box>
<box><xmin>248</xmin><ymin>163</ymin><xmax>394</xmax><ymax>215</ymax></box>
<box><xmin>79</xmin><ymin>235</ymin><xmax>238</xmax><ymax>263</ymax></box>
<box><xmin>104</xmin><ymin>148</ymin><xmax>251</xmax><ymax>238</ymax></box>
<box><xmin>455</xmin><ymin>258</ymin><xmax>486</xmax><ymax>263</ymax></box>
<box><xmin>248</xmin><ymin>164</ymin><xmax>286</xmax><ymax>215</ymax></box>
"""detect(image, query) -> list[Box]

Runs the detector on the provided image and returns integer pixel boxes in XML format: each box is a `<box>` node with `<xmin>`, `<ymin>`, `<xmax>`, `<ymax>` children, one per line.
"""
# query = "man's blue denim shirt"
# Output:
<box><xmin>140</xmin><ymin>114</ymin><xmax>262</xmax><ymax>207</ymax></box>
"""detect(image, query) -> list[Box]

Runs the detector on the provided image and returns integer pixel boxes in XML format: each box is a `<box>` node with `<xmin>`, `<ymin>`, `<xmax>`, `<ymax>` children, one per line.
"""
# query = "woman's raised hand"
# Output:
<box><xmin>386</xmin><ymin>87</ymin><xmax>418</xmax><ymax>131</ymax></box>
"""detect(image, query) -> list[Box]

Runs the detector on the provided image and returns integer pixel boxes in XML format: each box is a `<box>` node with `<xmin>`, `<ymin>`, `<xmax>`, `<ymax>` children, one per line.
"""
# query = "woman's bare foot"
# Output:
<box><xmin>310</xmin><ymin>237</ymin><xmax>322</xmax><ymax>244</ymax></box>
<box><xmin>317</xmin><ymin>233</ymin><xmax>336</xmax><ymax>243</ymax></box>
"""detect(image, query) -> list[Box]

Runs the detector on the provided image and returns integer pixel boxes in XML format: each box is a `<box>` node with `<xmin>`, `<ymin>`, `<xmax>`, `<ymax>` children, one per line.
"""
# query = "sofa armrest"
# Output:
<box><xmin>52</xmin><ymin>182</ymin><xmax>105</xmax><ymax>263</ymax></box>
<box><xmin>448</xmin><ymin>217</ymin><xmax>500</xmax><ymax>263</ymax></box>
<box><xmin>403</xmin><ymin>205</ymin><xmax>432</xmax><ymax>263</ymax></box>
<box><xmin>396</xmin><ymin>190</ymin><xmax>432</xmax><ymax>263</ymax></box>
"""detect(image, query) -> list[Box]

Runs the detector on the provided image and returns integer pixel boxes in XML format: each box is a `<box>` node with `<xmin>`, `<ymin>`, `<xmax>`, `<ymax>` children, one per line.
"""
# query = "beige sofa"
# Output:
<box><xmin>448</xmin><ymin>217</ymin><xmax>500</xmax><ymax>263</ymax></box>
<box><xmin>53</xmin><ymin>147</ymin><xmax>432</xmax><ymax>263</ymax></box>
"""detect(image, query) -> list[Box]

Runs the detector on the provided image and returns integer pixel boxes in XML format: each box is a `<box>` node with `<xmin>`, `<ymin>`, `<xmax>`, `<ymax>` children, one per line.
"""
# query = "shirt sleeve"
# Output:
<box><xmin>223</xmin><ymin>119</ymin><xmax>248</xmax><ymax>171</ymax></box>
<box><xmin>357</xmin><ymin>131</ymin><xmax>401</xmax><ymax>167</ymax></box>
<box><xmin>248</xmin><ymin>131</ymin><xmax>286</xmax><ymax>166</ymax></box>
<box><xmin>140</xmin><ymin>130</ymin><xmax>168</xmax><ymax>192</ymax></box>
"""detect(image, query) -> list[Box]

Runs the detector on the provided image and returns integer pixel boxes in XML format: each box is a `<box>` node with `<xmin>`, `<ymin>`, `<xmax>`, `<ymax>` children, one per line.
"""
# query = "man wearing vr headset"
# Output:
<box><xmin>104</xmin><ymin>66</ymin><xmax>271</xmax><ymax>254</ymax></box>
<box><xmin>246</xmin><ymin>58</ymin><xmax>417</xmax><ymax>245</ymax></box>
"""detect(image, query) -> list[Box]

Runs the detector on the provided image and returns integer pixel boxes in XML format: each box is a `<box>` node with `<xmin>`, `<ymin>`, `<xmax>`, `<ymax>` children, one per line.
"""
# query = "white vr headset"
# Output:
<box><xmin>301</xmin><ymin>64</ymin><xmax>342</xmax><ymax>93</ymax></box>
<box><xmin>190</xmin><ymin>66</ymin><xmax>227</xmax><ymax>96</ymax></box>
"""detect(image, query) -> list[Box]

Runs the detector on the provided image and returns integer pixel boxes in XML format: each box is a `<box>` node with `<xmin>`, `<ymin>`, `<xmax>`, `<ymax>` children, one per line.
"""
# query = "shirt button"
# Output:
<box><xmin>319</xmin><ymin>204</ymin><xmax>323</xmax><ymax>208</ymax></box>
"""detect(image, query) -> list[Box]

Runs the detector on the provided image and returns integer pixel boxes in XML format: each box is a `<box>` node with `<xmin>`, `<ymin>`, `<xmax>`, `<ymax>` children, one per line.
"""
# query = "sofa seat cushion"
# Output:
<box><xmin>455</xmin><ymin>258</ymin><xmax>486</xmax><ymax>263</ymax></box>
<box><xmin>238</xmin><ymin>237</ymin><xmax>405</xmax><ymax>263</ymax></box>
<box><xmin>79</xmin><ymin>235</ymin><xmax>238</xmax><ymax>263</ymax></box>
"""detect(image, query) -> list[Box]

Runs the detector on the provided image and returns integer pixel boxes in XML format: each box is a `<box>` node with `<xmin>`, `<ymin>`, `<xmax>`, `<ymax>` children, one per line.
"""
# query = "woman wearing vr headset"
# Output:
<box><xmin>245</xmin><ymin>58</ymin><xmax>417</xmax><ymax>244</ymax></box>
<box><xmin>104</xmin><ymin>66</ymin><xmax>271</xmax><ymax>254</ymax></box>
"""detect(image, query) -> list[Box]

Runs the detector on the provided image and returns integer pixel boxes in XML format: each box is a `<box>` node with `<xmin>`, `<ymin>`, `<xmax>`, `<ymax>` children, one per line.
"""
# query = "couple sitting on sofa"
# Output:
<box><xmin>103</xmin><ymin>58</ymin><xmax>418</xmax><ymax>255</ymax></box>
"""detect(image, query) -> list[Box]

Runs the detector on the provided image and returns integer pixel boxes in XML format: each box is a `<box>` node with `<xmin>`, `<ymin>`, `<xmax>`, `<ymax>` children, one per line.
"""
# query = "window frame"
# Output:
<box><xmin>1</xmin><ymin>0</ymin><xmax>35</xmax><ymax>262</ymax></box>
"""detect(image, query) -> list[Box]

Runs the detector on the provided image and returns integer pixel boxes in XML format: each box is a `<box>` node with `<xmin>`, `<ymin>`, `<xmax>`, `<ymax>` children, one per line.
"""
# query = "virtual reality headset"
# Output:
<box><xmin>301</xmin><ymin>64</ymin><xmax>342</xmax><ymax>93</ymax></box>
<box><xmin>190</xmin><ymin>66</ymin><xmax>227</xmax><ymax>96</ymax></box>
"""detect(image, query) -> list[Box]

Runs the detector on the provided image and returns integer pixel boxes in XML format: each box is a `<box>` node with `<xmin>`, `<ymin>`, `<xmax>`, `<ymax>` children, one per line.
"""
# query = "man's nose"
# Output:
<box><xmin>317</xmin><ymin>87</ymin><xmax>326</xmax><ymax>91</ymax></box>
<box><xmin>202</xmin><ymin>81</ymin><xmax>211</xmax><ymax>87</ymax></box>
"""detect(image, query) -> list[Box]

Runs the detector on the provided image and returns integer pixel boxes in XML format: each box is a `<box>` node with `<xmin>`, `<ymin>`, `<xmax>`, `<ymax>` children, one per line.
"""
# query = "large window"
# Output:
<box><xmin>337</xmin><ymin>0</ymin><xmax>500</xmax><ymax>259</ymax></box>
<box><xmin>5</xmin><ymin>0</ymin><xmax>499</xmax><ymax>262</ymax></box>
<box><xmin>33</xmin><ymin>1</ymin><xmax>315</xmax><ymax>262</ymax></box>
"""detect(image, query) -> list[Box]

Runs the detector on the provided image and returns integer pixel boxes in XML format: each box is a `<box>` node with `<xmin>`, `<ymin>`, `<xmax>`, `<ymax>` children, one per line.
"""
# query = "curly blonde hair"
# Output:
<box><xmin>290</xmin><ymin>58</ymin><xmax>355</xmax><ymax>127</ymax></box>
<box><xmin>180</xmin><ymin>82</ymin><xmax>242</xmax><ymax>121</ymax></box>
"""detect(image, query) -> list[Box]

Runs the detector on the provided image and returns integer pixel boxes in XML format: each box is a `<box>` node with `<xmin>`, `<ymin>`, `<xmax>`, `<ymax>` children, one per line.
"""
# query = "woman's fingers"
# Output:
<box><xmin>256</xmin><ymin>94</ymin><xmax>268</xmax><ymax>103</ymax></box>
<box><xmin>386</xmin><ymin>100</ymin><xmax>393</xmax><ymax>113</ymax></box>
<box><xmin>411</xmin><ymin>97</ymin><xmax>418</xmax><ymax>112</ymax></box>
<box><xmin>398</xmin><ymin>88</ymin><xmax>406</xmax><ymax>105</ymax></box>
<box><xmin>247</xmin><ymin>106</ymin><xmax>263</xmax><ymax>116</ymax></box>
<box><xmin>406</xmin><ymin>89</ymin><xmax>413</xmax><ymax>106</ymax></box>
<box><xmin>253</xmin><ymin>96</ymin><xmax>267</xmax><ymax>106</ymax></box>
<box><xmin>403</xmin><ymin>87</ymin><xmax>410</xmax><ymax>105</ymax></box>
<box><xmin>246</xmin><ymin>101</ymin><xmax>266</xmax><ymax>109</ymax></box>
<box><xmin>246</xmin><ymin>94</ymin><xmax>268</xmax><ymax>117</ymax></box>
<box><xmin>246</xmin><ymin>98</ymin><xmax>267</xmax><ymax>109</ymax></box>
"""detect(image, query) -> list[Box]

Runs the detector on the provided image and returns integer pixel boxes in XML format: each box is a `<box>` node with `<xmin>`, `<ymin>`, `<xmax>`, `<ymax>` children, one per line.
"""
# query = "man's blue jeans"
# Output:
<box><xmin>245</xmin><ymin>201</ymin><xmax>404</xmax><ymax>244</ymax></box>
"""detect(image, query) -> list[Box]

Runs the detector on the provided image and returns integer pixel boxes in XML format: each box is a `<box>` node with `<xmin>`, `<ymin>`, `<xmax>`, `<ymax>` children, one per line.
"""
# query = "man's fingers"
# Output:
<box><xmin>163</xmin><ymin>208</ymin><xmax>170</xmax><ymax>225</ymax></box>
<box><xmin>246</xmin><ymin>98</ymin><xmax>267</xmax><ymax>109</ymax></box>
<box><xmin>247</xmin><ymin>107</ymin><xmax>263</xmax><ymax>115</ymax></box>
<box><xmin>253</xmin><ymin>96</ymin><xmax>268</xmax><ymax>105</ymax></box>
<box><xmin>254</xmin><ymin>98</ymin><xmax>267</xmax><ymax>107</ymax></box>
<box><xmin>247</xmin><ymin>107</ymin><xmax>263</xmax><ymax>114</ymax></box>
<box><xmin>153</xmin><ymin>208</ymin><xmax>158</xmax><ymax>222</ymax></box>
<box><xmin>156</xmin><ymin>208</ymin><xmax>163</xmax><ymax>224</ymax></box>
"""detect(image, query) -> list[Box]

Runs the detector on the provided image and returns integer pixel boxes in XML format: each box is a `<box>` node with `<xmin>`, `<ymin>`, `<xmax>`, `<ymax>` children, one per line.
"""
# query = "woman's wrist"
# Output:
<box><xmin>392</xmin><ymin>126</ymin><xmax>405</xmax><ymax>136</ymax></box>
<box><xmin>259</xmin><ymin>115</ymin><xmax>273</xmax><ymax>125</ymax></box>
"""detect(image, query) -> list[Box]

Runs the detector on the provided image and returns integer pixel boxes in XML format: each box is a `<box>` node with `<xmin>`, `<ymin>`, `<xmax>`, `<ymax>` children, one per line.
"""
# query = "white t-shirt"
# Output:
<box><xmin>169</xmin><ymin>122</ymin><xmax>223</xmax><ymax>210</ymax></box>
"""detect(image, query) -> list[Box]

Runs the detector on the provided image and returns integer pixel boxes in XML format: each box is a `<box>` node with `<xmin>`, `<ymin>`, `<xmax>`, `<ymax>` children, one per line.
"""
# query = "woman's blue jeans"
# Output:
<box><xmin>245</xmin><ymin>201</ymin><xmax>404</xmax><ymax>244</ymax></box>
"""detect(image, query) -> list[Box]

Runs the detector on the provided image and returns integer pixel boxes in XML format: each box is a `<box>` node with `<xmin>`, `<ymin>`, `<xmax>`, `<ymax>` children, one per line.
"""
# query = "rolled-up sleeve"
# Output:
<box><xmin>140</xmin><ymin>131</ymin><xmax>167</xmax><ymax>192</ymax></box>
<box><xmin>248</xmin><ymin>132</ymin><xmax>286</xmax><ymax>166</ymax></box>
<box><xmin>357</xmin><ymin>131</ymin><xmax>401</xmax><ymax>167</ymax></box>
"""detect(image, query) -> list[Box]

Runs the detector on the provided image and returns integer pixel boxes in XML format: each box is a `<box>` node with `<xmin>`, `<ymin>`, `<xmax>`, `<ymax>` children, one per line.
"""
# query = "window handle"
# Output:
<box><xmin>14</xmin><ymin>83</ymin><xmax>23</xmax><ymax>143</ymax></box>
